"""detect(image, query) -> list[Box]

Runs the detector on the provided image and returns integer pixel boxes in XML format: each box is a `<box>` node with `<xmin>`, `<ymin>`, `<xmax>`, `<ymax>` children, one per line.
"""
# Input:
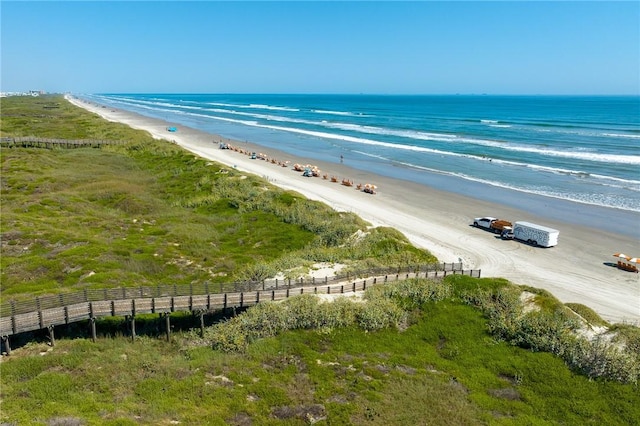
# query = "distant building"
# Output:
<box><xmin>0</xmin><ymin>90</ymin><xmax>47</xmax><ymax>97</ymax></box>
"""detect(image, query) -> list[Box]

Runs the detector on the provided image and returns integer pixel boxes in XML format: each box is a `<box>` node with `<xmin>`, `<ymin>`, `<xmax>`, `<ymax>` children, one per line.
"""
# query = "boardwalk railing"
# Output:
<box><xmin>0</xmin><ymin>137</ymin><xmax>128</xmax><ymax>149</ymax></box>
<box><xmin>1</xmin><ymin>265</ymin><xmax>480</xmax><ymax>338</ymax></box>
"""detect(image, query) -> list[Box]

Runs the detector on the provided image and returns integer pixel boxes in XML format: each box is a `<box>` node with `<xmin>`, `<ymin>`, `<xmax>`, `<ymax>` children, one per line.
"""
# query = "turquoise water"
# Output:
<box><xmin>82</xmin><ymin>94</ymin><xmax>640</xmax><ymax>214</ymax></box>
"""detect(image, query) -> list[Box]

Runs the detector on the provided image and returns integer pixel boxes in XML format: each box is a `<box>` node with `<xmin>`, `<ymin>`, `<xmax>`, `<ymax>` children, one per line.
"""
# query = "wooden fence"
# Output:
<box><xmin>0</xmin><ymin>137</ymin><xmax>128</xmax><ymax>149</ymax></box>
<box><xmin>0</xmin><ymin>266</ymin><xmax>480</xmax><ymax>340</ymax></box>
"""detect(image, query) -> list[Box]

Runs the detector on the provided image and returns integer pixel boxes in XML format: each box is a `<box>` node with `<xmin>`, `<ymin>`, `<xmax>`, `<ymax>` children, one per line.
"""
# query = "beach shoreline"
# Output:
<box><xmin>67</xmin><ymin>95</ymin><xmax>639</xmax><ymax>324</ymax></box>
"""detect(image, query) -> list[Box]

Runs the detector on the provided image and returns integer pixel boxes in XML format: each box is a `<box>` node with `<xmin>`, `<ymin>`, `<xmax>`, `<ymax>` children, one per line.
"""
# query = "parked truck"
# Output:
<box><xmin>473</xmin><ymin>217</ymin><xmax>513</xmax><ymax>234</ymax></box>
<box><xmin>500</xmin><ymin>221</ymin><xmax>559</xmax><ymax>247</ymax></box>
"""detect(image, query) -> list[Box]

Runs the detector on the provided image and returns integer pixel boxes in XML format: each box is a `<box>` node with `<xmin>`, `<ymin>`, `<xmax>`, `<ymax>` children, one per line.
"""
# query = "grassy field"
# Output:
<box><xmin>1</xmin><ymin>95</ymin><xmax>434</xmax><ymax>300</ymax></box>
<box><xmin>1</xmin><ymin>276</ymin><xmax>638</xmax><ymax>425</ymax></box>
<box><xmin>1</xmin><ymin>95</ymin><xmax>638</xmax><ymax>425</ymax></box>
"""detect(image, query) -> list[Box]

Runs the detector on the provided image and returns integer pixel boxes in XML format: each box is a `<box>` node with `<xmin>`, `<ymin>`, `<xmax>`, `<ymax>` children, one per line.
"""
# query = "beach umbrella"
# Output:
<box><xmin>628</xmin><ymin>258</ymin><xmax>640</xmax><ymax>264</ymax></box>
<box><xmin>613</xmin><ymin>253</ymin><xmax>629</xmax><ymax>259</ymax></box>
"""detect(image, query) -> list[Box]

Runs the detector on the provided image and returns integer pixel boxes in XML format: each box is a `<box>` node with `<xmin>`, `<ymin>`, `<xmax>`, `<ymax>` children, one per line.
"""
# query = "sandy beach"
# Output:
<box><xmin>67</xmin><ymin>96</ymin><xmax>639</xmax><ymax>324</ymax></box>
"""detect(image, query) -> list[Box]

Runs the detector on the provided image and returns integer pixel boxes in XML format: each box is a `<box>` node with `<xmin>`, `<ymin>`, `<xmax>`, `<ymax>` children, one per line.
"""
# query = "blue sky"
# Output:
<box><xmin>2</xmin><ymin>1</ymin><xmax>638</xmax><ymax>95</ymax></box>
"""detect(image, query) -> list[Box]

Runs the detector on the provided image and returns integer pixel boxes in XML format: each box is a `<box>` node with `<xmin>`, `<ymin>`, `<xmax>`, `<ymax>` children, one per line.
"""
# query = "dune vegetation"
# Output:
<box><xmin>1</xmin><ymin>95</ymin><xmax>638</xmax><ymax>425</ymax></box>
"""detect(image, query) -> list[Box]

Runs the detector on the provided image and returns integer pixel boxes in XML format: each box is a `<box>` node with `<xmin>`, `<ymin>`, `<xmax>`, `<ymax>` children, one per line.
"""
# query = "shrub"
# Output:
<box><xmin>511</xmin><ymin>310</ymin><xmax>579</xmax><ymax>354</ymax></box>
<box><xmin>375</xmin><ymin>278</ymin><xmax>451</xmax><ymax>310</ymax></box>
<box><xmin>459</xmin><ymin>279</ymin><xmax>639</xmax><ymax>384</ymax></box>
<box><xmin>564</xmin><ymin>336</ymin><xmax>640</xmax><ymax>384</ymax></box>
<box><xmin>461</xmin><ymin>286</ymin><xmax>522</xmax><ymax>340</ymax></box>
<box><xmin>356</xmin><ymin>298</ymin><xmax>406</xmax><ymax>331</ymax></box>
<box><xmin>283</xmin><ymin>294</ymin><xmax>321</xmax><ymax>329</ymax></box>
<box><xmin>210</xmin><ymin>320</ymin><xmax>249</xmax><ymax>352</ymax></box>
<box><xmin>316</xmin><ymin>297</ymin><xmax>361</xmax><ymax>329</ymax></box>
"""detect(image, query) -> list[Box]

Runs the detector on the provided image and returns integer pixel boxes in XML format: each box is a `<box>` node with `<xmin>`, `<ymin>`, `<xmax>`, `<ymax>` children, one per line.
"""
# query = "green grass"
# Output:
<box><xmin>1</xmin><ymin>95</ymin><xmax>436</xmax><ymax>300</ymax></box>
<box><xmin>2</xmin><ymin>293</ymin><xmax>638</xmax><ymax>425</ymax></box>
<box><xmin>2</xmin><ymin>95</ymin><xmax>638</xmax><ymax>425</ymax></box>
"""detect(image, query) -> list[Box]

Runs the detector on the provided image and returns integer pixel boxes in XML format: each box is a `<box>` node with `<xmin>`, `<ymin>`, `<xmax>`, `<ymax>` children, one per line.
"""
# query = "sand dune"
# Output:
<box><xmin>67</xmin><ymin>96</ymin><xmax>639</xmax><ymax>324</ymax></box>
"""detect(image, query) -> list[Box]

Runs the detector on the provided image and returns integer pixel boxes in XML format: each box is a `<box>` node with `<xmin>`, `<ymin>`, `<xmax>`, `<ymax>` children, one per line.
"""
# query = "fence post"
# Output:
<box><xmin>37</xmin><ymin>302</ymin><xmax>44</xmax><ymax>330</ymax></box>
<box><xmin>165</xmin><ymin>313</ymin><xmax>171</xmax><ymax>342</ymax></box>
<box><xmin>128</xmin><ymin>315</ymin><xmax>136</xmax><ymax>342</ymax></box>
<box><xmin>2</xmin><ymin>336</ymin><xmax>11</xmax><ymax>356</ymax></box>
<box><xmin>199</xmin><ymin>311</ymin><xmax>205</xmax><ymax>338</ymax></box>
<box><xmin>88</xmin><ymin>313</ymin><xmax>97</xmax><ymax>343</ymax></box>
<box><xmin>48</xmin><ymin>325</ymin><xmax>55</xmax><ymax>347</ymax></box>
<box><xmin>11</xmin><ymin>301</ymin><xmax>17</xmax><ymax>335</ymax></box>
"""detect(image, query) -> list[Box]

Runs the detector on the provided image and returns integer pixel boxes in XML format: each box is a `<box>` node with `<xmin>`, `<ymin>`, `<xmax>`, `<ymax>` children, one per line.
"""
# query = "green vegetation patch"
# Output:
<box><xmin>1</xmin><ymin>95</ymin><xmax>435</xmax><ymax>301</ymax></box>
<box><xmin>2</xmin><ymin>278</ymin><xmax>638</xmax><ymax>425</ymax></box>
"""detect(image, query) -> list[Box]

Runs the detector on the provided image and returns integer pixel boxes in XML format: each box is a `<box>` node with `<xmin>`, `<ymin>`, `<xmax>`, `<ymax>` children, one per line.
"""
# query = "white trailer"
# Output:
<box><xmin>508</xmin><ymin>221</ymin><xmax>559</xmax><ymax>247</ymax></box>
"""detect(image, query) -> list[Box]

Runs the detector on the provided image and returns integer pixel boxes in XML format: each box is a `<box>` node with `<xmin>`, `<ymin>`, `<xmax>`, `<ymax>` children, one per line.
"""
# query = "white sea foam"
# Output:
<box><xmin>388</xmin><ymin>160</ymin><xmax>640</xmax><ymax>212</ymax></box>
<box><xmin>312</xmin><ymin>109</ymin><xmax>369</xmax><ymax>117</ymax></box>
<box><xmin>92</xmin><ymin>95</ymin><xmax>640</xmax><ymax>168</ymax></box>
<box><xmin>602</xmin><ymin>133</ymin><xmax>640</xmax><ymax>139</ymax></box>
<box><xmin>83</xmin><ymin>93</ymin><xmax>640</xmax><ymax>212</ymax></box>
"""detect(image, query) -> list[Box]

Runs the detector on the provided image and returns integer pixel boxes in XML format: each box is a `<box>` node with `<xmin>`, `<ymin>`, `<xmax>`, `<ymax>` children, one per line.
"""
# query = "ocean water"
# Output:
<box><xmin>81</xmin><ymin>94</ymin><xmax>640</xmax><ymax>215</ymax></box>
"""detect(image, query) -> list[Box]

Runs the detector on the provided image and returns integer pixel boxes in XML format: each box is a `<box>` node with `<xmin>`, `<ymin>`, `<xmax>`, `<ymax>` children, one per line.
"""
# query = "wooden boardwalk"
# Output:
<box><xmin>1</xmin><ymin>269</ymin><xmax>480</xmax><ymax>343</ymax></box>
<box><xmin>0</xmin><ymin>137</ymin><xmax>128</xmax><ymax>149</ymax></box>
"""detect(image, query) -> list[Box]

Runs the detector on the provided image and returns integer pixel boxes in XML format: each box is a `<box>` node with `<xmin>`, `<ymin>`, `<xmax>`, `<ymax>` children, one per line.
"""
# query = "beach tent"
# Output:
<box><xmin>613</xmin><ymin>253</ymin><xmax>639</xmax><ymax>273</ymax></box>
<box><xmin>167</xmin><ymin>127</ymin><xmax>177</xmax><ymax>132</ymax></box>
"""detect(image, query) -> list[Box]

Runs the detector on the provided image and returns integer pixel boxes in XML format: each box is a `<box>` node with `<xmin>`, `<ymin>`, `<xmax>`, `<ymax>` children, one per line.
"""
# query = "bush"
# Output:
<box><xmin>356</xmin><ymin>298</ymin><xmax>406</xmax><ymax>331</ymax></box>
<box><xmin>565</xmin><ymin>336</ymin><xmax>640</xmax><ymax>384</ymax></box>
<box><xmin>459</xmin><ymin>279</ymin><xmax>639</xmax><ymax>384</ymax></box>
<box><xmin>375</xmin><ymin>278</ymin><xmax>451</xmax><ymax>310</ymax></box>
<box><xmin>511</xmin><ymin>310</ymin><xmax>579</xmax><ymax>354</ymax></box>
<box><xmin>461</xmin><ymin>286</ymin><xmax>522</xmax><ymax>340</ymax></box>
<box><xmin>316</xmin><ymin>297</ymin><xmax>361</xmax><ymax>329</ymax></box>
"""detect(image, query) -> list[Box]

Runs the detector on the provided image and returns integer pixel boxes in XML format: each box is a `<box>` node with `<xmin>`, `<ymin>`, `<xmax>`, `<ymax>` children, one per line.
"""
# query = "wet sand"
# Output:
<box><xmin>67</xmin><ymin>96</ymin><xmax>640</xmax><ymax>324</ymax></box>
